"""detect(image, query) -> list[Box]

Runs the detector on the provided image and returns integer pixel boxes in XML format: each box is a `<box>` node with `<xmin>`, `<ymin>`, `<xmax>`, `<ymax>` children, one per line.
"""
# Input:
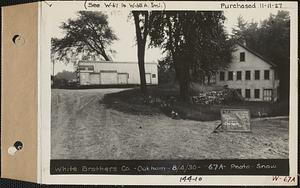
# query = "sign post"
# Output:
<box><xmin>214</xmin><ymin>109</ymin><xmax>251</xmax><ymax>133</ymax></box>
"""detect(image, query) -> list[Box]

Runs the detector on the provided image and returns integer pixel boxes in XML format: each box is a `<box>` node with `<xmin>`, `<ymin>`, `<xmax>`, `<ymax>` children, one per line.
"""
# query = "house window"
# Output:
<box><xmin>255</xmin><ymin>70</ymin><xmax>260</xmax><ymax>80</ymax></box>
<box><xmin>245</xmin><ymin>89</ymin><xmax>251</xmax><ymax>98</ymax></box>
<box><xmin>211</xmin><ymin>74</ymin><xmax>216</xmax><ymax>84</ymax></box>
<box><xmin>263</xmin><ymin>89</ymin><xmax>273</xmax><ymax>101</ymax></box>
<box><xmin>264</xmin><ymin>70</ymin><xmax>270</xmax><ymax>80</ymax></box>
<box><xmin>254</xmin><ymin>89</ymin><xmax>260</xmax><ymax>98</ymax></box>
<box><xmin>152</xmin><ymin>74</ymin><xmax>156</xmax><ymax>78</ymax></box>
<box><xmin>220</xmin><ymin>71</ymin><xmax>225</xmax><ymax>81</ymax></box>
<box><xmin>245</xmin><ymin>70</ymin><xmax>251</xmax><ymax>80</ymax></box>
<box><xmin>236</xmin><ymin>71</ymin><xmax>242</xmax><ymax>80</ymax></box>
<box><xmin>236</xmin><ymin>89</ymin><xmax>242</xmax><ymax>96</ymax></box>
<box><xmin>228</xmin><ymin>71</ymin><xmax>233</xmax><ymax>80</ymax></box>
<box><xmin>240</xmin><ymin>52</ymin><xmax>245</xmax><ymax>62</ymax></box>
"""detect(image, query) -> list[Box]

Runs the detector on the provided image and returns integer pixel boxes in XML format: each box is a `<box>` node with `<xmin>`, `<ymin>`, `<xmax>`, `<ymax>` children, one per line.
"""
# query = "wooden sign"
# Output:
<box><xmin>220</xmin><ymin>109</ymin><xmax>251</xmax><ymax>132</ymax></box>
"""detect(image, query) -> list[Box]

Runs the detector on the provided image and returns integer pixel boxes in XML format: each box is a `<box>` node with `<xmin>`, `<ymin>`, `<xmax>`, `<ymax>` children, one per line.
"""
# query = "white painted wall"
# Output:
<box><xmin>79</xmin><ymin>72</ymin><xmax>90</xmax><ymax>85</ymax></box>
<box><xmin>78</xmin><ymin>61</ymin><xmax>158</xmax><ymax>85</ymax></box>
<box><xmin>215</xmin><ymin>45</ymin><xmax>279</xmax><ymax>101</ymax></box>
<box><xmin>100</xmin><ymin>72</ymin><xmax>118</xmax><ymax>85</ymax></box>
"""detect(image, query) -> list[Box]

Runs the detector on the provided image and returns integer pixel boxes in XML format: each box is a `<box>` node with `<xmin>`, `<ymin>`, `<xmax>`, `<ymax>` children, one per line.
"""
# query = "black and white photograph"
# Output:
<box><xmin>50</xmin><ymin>8</ymin><xmax>290</xmax><ymax>160</ymax></box>
<box><xmin>38</xmin><ymin>0</ymin><xmax>298</xmax><ymax>185</ymax></box>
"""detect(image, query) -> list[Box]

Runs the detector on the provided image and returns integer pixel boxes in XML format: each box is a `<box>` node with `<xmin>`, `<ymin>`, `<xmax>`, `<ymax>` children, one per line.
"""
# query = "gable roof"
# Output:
<box><xmin>237</xmin><ymin>43</ymin><xmax>277</xmax><ymax>68</ymax></box>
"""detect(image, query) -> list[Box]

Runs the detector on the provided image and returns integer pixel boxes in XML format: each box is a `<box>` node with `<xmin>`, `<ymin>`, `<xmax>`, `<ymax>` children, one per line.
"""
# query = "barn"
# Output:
<box><xmin>214</xmin><ymin>43</ymin><xmax>280</xmax><ymax>102</ymax></box>
<box><xmin>77</xmin><ymin>61</ymin><xmax>158</xmax><ymax>86</ymax></box>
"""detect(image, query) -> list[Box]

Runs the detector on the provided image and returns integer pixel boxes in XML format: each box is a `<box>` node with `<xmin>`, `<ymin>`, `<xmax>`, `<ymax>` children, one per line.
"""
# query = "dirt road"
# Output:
<box><xmin>51</xmin><ymin>89</ymin><xmax>289</xmax><ymax>159</ymax></box>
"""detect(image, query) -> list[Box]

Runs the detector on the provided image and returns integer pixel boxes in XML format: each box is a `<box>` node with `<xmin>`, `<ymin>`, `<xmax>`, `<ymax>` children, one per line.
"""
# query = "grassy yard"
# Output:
<box><xmin>51</xmin><ymin>88</ymin><xmax>289</xmax><ymax>159</ymax></box>
<box><xmin>102</xmin><ymin>83</ymin><xmax>289</xmax><ymax>121</ymax></box>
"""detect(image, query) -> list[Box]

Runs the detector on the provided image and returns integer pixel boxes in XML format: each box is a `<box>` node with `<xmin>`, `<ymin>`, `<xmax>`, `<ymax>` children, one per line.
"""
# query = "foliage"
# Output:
<box><xmin>157</xmin><ymin>56</ymin><xmax>176</xmax><ymax>84</ymax></box>
<box><xmin>148</xmin><ymin>11</ymin><xmax>234</xmax><ymax>100</ymax></box>
<box><xmin>102</xmin><ymin>86</ymin><xmax>289</xmax><ymax>121</ymax></box>
<box><xmin>232</xmin><ymin>11</ymin><xmax>290</xmax><ymax>100</ymax></box>
<box><xmin>55</xmin><ymin>70</ymin><xmax>77</xmax><ymax>81</ymax></box>
<box><xmin>51</xmin><ymin>11</ymin><xmax>118</xmax><ymax>62</ymax></box>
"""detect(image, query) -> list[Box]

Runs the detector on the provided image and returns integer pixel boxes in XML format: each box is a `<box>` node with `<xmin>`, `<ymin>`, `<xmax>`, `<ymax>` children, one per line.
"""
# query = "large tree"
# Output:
<box><xmin>51</xmin><ymin>11</ymin><xmax>117</xmax><ymax>62</ymax></box>
<box><xmin>132</xmin><ymin>11</ymin><xmax>149</xmax><ymax>94</ymax></box>
<box><xmin>149</xmin><ymin>11</ymin><xmax>234</xmax><ymax>100</ymax></box>
<box><xmin>232</xmin><ymin>11</ymin><xmax>290</xmax><ymax>100</ymax></box>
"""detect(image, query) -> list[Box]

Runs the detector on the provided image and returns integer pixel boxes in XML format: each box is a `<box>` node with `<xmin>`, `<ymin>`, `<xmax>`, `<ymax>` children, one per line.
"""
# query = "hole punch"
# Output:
<box><xmin>12</xmin><ymin>34</ymin><xmax>25</xmax><ymax>46</ymax></box>
<box><xmin>8</xmin><ymin>141</ymin><xmax>23</xmax><ymax>156</ymax></box>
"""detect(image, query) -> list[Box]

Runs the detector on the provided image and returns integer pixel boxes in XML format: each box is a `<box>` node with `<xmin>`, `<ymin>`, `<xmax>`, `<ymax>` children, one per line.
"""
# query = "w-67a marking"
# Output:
<box><xmin>272</xmin><ymin>176</ymin><xmax>296</xmax><ymax>183</ymax></box>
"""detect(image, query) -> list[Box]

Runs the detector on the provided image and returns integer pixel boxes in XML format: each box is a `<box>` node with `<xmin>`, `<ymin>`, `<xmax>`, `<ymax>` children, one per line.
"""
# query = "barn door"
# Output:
<box><xmin>80</xmin><ymin>73</ymin><xmax>90</xmax><ymax>85</ymax></box>
<box><xmin>100</xmin><ymin>72</ymin><xmax>118</xmax><ymax>85</ymax></box>
<box><xmin>118</xmin><ymin>73</ymin><xmax>128</xmax><ymax>84</ymax></box>
<box><xmin>263</xmin><ymin>89</ymin><xmax>273</xmax><ymax>101</ymax></box>
<box><xmin>89</xmin><ymin>73</ymin><xmax>100</xmax><ymax>85</ymax></box>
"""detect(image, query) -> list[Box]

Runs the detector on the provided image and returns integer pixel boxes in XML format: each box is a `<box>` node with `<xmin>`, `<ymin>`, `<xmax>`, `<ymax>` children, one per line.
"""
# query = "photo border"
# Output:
<box><xmin>39</xmin><ymin>1</ymin><xmax>298</xmax><ymax>185</ymax></box>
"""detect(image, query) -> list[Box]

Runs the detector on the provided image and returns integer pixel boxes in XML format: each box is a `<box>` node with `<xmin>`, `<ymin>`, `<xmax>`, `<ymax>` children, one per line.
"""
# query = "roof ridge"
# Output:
<box><xmin>237</xmin><ymin>43</ymin><xmax>277</xmax><ymax>68</ymax></box>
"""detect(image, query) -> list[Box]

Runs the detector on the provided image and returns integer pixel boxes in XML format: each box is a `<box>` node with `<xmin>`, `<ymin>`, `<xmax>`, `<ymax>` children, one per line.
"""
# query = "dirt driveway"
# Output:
<box><xmin>51</xmin><ymin>89</ymin><xmax>289</xmax><ymax>159</ymax></box>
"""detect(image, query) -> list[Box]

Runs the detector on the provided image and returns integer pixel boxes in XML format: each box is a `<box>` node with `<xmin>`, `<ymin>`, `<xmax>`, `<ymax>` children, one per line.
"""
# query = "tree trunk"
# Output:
<box><xmin>174</xmin><ymin>58</ymin><xmax>190</xmax><ymax>101</ymax></box>
<box><xmin>133</xmin><ymin>11</ymin><xmax>148</xmax><ymax>94</ymax></box>
<box><xmin>179</xmin><ymin>77</ymin><xmax>189</xmax><ymax>101</ymax></box>
<box><xmin>52</xmin><ymin>60</ymin><xmax>55</xmax><ymax>76</ymax></box>
<box><xmin>137</xmin><ymin>45</ymin><xmax>147</xmax><ymax>94</ymax></box>
<box><xmin>207</xmin><ymin>75</ymin><xmax>211</xmax><ymax>85</ymax></box>
<box><xmin>101</xmin><ymin>50</ymin><xmax>110</xmax><ymax>61</ymax></box>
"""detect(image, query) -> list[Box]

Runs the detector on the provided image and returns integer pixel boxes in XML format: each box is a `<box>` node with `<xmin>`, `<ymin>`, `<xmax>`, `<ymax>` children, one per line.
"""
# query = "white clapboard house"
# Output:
<box><xmin>213</xmin><ymin>43</ymin><xmax>279</xmax><ymax>102</ymax></box>
<box><xmin>76</xmin><ymin>61</ymin><xmax>158</xmax><ymax>86</ymax></box>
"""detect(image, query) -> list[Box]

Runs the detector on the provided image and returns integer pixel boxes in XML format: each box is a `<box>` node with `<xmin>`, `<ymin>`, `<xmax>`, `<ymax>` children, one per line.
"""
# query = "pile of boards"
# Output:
<box><xmin>192</xmin><ymin>89</ymin><xmax>243</xmax><ymax>105</ymax></box>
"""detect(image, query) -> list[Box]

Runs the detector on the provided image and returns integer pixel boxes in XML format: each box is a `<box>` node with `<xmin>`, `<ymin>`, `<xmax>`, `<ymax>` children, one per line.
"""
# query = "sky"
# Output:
<box><xmin>47</xmin><ymin>2</ymin><xmax>280</xmax><ymax>75</ymax></box>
